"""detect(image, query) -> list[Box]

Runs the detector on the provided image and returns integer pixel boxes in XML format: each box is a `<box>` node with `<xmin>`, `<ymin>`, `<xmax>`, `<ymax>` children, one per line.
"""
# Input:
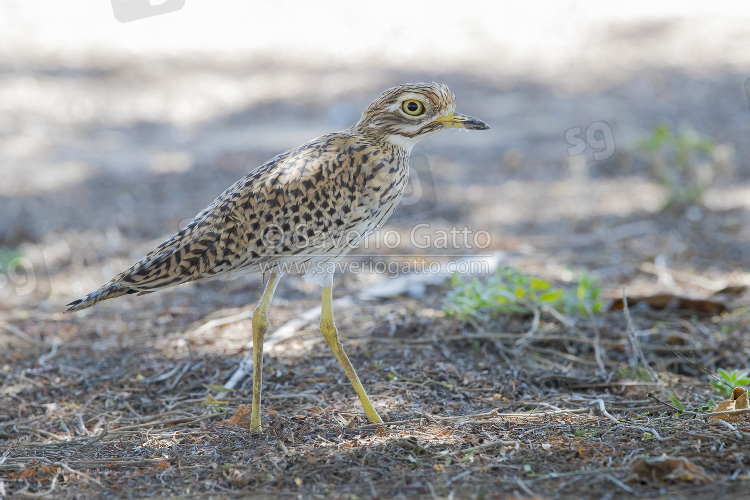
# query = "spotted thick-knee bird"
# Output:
<box><xmin>66</xmin><ymin>82</ymin><xmax>490</xmax><ymax>430</ymax></box>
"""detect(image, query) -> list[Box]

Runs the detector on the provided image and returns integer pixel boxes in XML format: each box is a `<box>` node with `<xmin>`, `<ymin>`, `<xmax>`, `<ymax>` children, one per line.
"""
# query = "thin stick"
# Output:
<box><xmin>0</xmin><ymin>321</ymin><xmax>49</xmax><ymax>348</ymax></box>
<box><xmin>515</xmin><ymin>478</ymin><xmax>536</xmax><ymax>497</ymax></box>
<box><xmin>53</xmin><ymin>462</ymin><xmax>103</xmax><ymax>487</ymax></box>
<box><xmin>638</xmin><ymin>261</ymin><xmax>725</xmax><ymax>291</ymax></box>
<box><xmin>605</xmin><ymin>474</ymin><xmax>636</xmax><ymax>494</ymax></box>
<box><xmin>456</xmin><ymin>439</ymin><xmax>521</xmax><ymax>455</ymax></box>
<box><xmin>621</xmin><ymin>286</ymin><xmax>659</xmax><ymax>383</ymax></box>
<box><xmin>511</xmin><ymin>303</ymin><xmax>540</xmax><ymax>354</ymax></box>
<box><xmin>587</xmin><ymin>306</ymin><xmax>606</xmax><ymax>373</ymax></box>
<box><xmin>592</xmin><ymin>398</ymin><xmax>663</xmax><ymax>440</ymax></box>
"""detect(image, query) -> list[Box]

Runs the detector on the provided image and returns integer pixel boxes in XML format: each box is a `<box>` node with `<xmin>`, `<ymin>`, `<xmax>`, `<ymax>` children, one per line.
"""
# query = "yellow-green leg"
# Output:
<box><xmin>250</xmin><ymin>272</ymin><xmax>282</xmax><ymax>433</ymax></box>
<box><xmin>320</xmin><ymin>286</ymin><xmax>383</xmax><ymax>423</ymax></box>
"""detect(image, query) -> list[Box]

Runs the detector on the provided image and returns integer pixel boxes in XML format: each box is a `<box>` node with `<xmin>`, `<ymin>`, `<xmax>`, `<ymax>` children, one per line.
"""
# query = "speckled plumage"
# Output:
<box><xmin>67</xmin><ymin>82</ymin><xmax>489</xmax><ymax>429</ymax></box>
<box><xmin>66</xmin><ymin>83</ymin><xmax>488</xmax><ymax>312</ymax></box>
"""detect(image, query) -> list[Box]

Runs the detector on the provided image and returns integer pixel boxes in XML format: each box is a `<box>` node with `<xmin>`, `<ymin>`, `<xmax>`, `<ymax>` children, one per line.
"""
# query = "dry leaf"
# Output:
<box><xmin>710</xmin><ymin>387</ymin><xmax>749</xmax><ymax>423</ymax></box>
<box><xmin>629</xmin><ymin>456</ymin><xmax>711</xmax><ymax>484</ymax></box>
<box><xmin>220</xmin><ymin>404</ymin><xmax>253</xmax><ymax>427</ymax></box>
<box><xmin>714</xmin><ymin>285</ymin><xmax>748</xmax><ymax>296</ymax></box>
<box><xmin>610</xmin><ymin>294</ymin><xmax>727</xmax><ymax>315</ymax></box>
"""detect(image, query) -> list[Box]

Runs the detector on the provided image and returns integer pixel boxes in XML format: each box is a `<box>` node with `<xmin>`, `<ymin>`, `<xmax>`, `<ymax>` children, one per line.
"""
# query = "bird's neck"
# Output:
<box><xmin>351</xmin><ymin>125</ymin><xmax>416</xmax><ymax>158</ymax></box>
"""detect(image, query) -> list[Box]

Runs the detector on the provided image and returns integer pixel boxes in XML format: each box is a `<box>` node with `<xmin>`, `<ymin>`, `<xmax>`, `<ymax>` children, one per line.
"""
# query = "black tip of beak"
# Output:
<box><xmin>463</xmin><ymin>116</ymin><xmax>491</xmax><ymax>130</ymax></box>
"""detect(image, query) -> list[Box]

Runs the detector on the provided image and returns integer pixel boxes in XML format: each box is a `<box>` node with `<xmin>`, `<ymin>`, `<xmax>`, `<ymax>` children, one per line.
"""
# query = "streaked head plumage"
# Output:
<box><xmin>353</xmin><ymin>82</ymin><xmax>489</xmax><ymax>151</ymax></box>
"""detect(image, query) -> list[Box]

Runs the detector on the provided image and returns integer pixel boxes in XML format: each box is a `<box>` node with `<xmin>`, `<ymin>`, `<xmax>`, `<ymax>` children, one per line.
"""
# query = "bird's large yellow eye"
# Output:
<box><xmin>401</xmin><ymin>99</ymin><xmax>426</xmax><ymax>116</ymax></box>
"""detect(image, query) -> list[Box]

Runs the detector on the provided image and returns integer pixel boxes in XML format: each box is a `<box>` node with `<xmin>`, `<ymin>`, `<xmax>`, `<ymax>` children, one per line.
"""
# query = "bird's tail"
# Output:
<box><xmin>65</xmin><ymin>207</ymin><xmax>221</xmax><ymax>313</ymax></box>
<box><xmin>65</xmin><ymin>282</ymin><xmax>139</xmax><ymax>313</ymax></box>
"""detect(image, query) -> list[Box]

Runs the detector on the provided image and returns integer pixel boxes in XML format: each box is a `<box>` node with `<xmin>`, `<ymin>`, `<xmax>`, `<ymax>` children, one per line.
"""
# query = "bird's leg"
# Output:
<box><xmin>250</xmin><ymin>272</ymin><xmax>283</xmax><ymax>432</ymax></box>
<box><xmin>319</xmin><ymin>286</ymin><xmax>383</xmax><ymax>423</ymax></box>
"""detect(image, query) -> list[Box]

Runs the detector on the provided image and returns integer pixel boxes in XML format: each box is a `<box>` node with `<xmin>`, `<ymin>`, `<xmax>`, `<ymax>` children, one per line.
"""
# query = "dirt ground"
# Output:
<box><xmin>3</xmin><ymin>3</ymin><xmax>750</xmax><ymax>498</ymax></box>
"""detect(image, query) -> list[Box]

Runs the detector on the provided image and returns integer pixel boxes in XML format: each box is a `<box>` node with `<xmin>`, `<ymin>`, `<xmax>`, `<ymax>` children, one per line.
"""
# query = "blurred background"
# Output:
<box><xmin>1</xmin><ymin>1</ymin><xmax>750</xmax><ymax>315</ymax></box>
<box><xmin>5</xmin><ymin>4</ymin><xmax>750</xmax><ymax>496</ymax></box>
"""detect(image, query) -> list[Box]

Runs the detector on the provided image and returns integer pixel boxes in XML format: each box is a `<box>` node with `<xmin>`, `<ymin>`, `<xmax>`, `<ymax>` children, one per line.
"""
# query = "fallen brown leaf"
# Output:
<box><xmin>710</xmin><ymin>387</ymin><xmax>749</xmax><ymax>424</ymax></box>
<box><xmin>610</xmin><ymin>294</ymin><xmax>728</xmax><ymax>314</ymax></box>
<box><xmin>629</xmin><ymin>456</ymin><xmax>712</xmax><ymax>484</ymax></box>
<box><xmin>220</xmin><ymin>404</ymin><xmax>253</xmax><ymax>427</ymax></box>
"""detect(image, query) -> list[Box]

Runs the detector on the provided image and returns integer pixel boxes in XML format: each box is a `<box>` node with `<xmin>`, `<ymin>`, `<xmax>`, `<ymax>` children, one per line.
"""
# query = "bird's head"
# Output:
<box><xmin>353</xmin><ymin>82</ymin><xmax>490</xmax><ymax>152</ymax></box>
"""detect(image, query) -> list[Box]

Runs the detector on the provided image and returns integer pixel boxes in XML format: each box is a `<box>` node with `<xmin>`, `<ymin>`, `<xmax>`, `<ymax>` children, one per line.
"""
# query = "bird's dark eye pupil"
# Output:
<box><xmin>407</xmin><ymin>102</ymin><xmax>418</xmax><ymax>111</ymax></box>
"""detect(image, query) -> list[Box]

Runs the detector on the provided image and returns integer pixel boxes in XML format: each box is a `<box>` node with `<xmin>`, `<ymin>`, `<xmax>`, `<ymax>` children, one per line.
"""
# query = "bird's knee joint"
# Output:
<box><xmin>252</xmin><ymin>311</ymin><xmax>269</xmax><ymax>332</ymax></box>
<box><xmin>320</xmin><ymin>318</ymin><xmax>336</xmax><ymax>334</ymax></box>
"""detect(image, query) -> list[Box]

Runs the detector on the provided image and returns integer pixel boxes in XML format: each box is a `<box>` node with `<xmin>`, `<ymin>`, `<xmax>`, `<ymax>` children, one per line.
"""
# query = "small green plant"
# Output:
<box><xmin>200</xmin><ymin>394</ymin><xmax>229</xmax><ymax>413</ymax></box>
<box><xmin>562</xmin><ymin>272</ymin><xmax>603</xmax><ymax>316</ymax></box>
<box><xmin>444</xmin><ymin>267</ymin><xmax>603</xmax><ymax>321</ymax></box>
<box><xmin>711</xmin><ymin>368</ymin><xmax>750</xmax><ymax>399</ymax></box>
<box><xmin>668</xmin><ymin>397</ymin><xmax>684</xmax><ymax>411</ymax></box>
<box><xmin>616</xmin><ymin>366</ymin><xmax>653</xmax><ymax>382</ymax></box>
<box><xmin>637</xmin><ymin>123</ymin><xmax>724</xmax><ymax>212</ymax></box>
<box><xmin>0</xmin><ymin>247</ymin><xmax>22</xmax><ymax>274</ymax></box>
<box><xmin>667</xmin><ymin>396</ymin><xmax>715</xmax><ymax>417</ymax></box>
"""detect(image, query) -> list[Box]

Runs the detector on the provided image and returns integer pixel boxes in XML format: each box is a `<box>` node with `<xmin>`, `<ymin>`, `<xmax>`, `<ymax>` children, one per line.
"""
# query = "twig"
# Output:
<box><xmin>15</xmin><ymin>427</ymin><xmax>68</xmax><ymax>441</ymax></box>
<box><xmin>586</xmin><ymin>307</ymin><xmax>606</xmax><ymax>373</ymax></box>
<box><xmin>591</xmin><ymin>398</ymin><xmax>663</xmax><ymax>440</ymax></box>
<box><xmin>359</xmin><ymin>418</ymin><xmax>421</xmax><ymax>429</ymax></box>
<box><xmin>53</xmin><ymin>462</ymin><xmax>103</xmax><ymax>487</ymax></box>
<box><xmin>267</xmin><ymin>392</ymin><xmax>325</xmax><ymax>404</ymax></box>
<box><xmin>605</xmin><ymin>474</ymin><xmax>636</xmax><ymax>494</ymax></box>
<box><xmin>456</xmin><ymin>439</ymin><xmax>521</xmax><ymax>456</ymax></box>
<box><xmin>358</xmin><ymin>252</ymin><xmax>505</xmax><ymax>299</ymax></box>
<box><xmin>84</xmin><ymin>429</ymin><xmax>108</xmax><ymax>445</ymax></box>
<box><xmin>139</xmin><ymin>363</ymin><xmax>185</xmax><ymax>384</ymax></box>
<box><xmin>526</xmin><ymin>466</ymin><xmax>630</xmax><ymax>482</ymax></box>
<box><xmin>0</xmin><ymin>321</ymin><xmax>49</xmax><ymax>348</ymax></box>
<box><xmin>37</xmin><ymin>339</ymin><xmax>61</xmax><ymax>365</ymax></box>
<box><xmin>638</xmin><ymin>261</ymin><xmax>725</xmax><ymax>291</ymax></box>
<box><xmin>621</xmin><ymin>286</ymin><xmax>659</xmax><ymax>383</ymax></box>
<box><xmin>446</xmin><ymin>468</ymin><xmax>474</xmax><ymax>486</ymax></box>
<box><xmin>593</xmin><ymin>398</ymin><xmax>620</xmax><ymax>425</ymax></box>
<box><xmin>511</xmin><ymin>303</ymin><xmax>540</xmax><ymax>354</ymax></box>
<box><xmin>702</xmin><ymin>407</ymin><xmax>750</xmax><ymax>417</ymax></box>
<box><xmin>646</xmin><ymin>392</ymin><xmax>684</xmax><ymax>413</ymax></box>
<box><xmin>105</xmin><ymin>413</ymin><xmax>219</xmax><ymax>432</ymax></box>
<box><xmin>515</xmin><ymin>478</ymin><xmax>536</xmax><ymax>496</ymax></box>
<box><xmin>653</xmin><ymin>254</ymin><xmax>679</xmax><ymax>292</ymax></box>
<box><xmin>715</xmin><ymin>419</ymin><xmax>742</xmax><ymax>439</ymax></box>
<box><xmin>0</xmin><ymin>446</ymin><xmax>11</xmax><ymax>466</ymax></box>
<box><xmin>191</xmin><ymin>310</ymin><xmax>252</xmax><ymax>337</ymax></box>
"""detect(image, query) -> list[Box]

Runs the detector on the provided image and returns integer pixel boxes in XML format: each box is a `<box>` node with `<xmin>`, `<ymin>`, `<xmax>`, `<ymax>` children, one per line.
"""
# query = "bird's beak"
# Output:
<box><xmin>434</xmin><ymin>112</ymin><xmax>490</xmax><ymax>130</ymax></box>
